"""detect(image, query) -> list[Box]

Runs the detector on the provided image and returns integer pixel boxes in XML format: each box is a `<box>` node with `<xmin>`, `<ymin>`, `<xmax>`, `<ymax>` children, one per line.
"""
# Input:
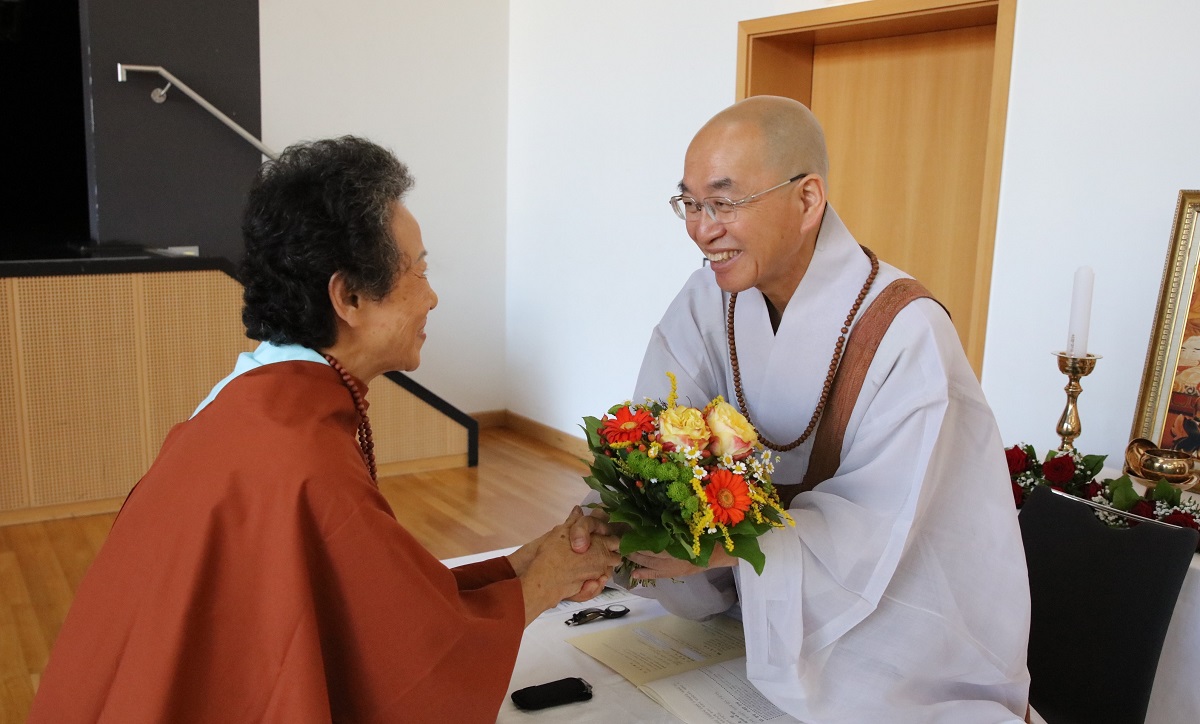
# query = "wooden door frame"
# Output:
<box><xmin>736</xmin><ymin>0</ymin><xmax>1017</xmax><ymax>375</ymax></box>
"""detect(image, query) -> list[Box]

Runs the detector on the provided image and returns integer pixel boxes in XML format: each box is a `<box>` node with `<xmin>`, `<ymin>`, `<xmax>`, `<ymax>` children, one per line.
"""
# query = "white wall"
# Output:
<box><xmin>259</xmin><ymin>0</ymin><xmax>1200</xmax><ymax>469</ymax></box>
<box><xmin>985</xmin><ymin>0</ymin><xmax>1200</xmax><ymax>462</ymax></box>
<box><xmin>259</xmin><ymin>0</ymin><xmax>510</xmax><ymax>412</ymax></box>
<box><xmin>507</xmin><ymin>0</ymin><xmax>1200</xmax><ymax>467</ymax></box>
<box><xmin>506</xmin><ymin>0</ymin><xmax>814</xmax><ymax>434</ymax></box>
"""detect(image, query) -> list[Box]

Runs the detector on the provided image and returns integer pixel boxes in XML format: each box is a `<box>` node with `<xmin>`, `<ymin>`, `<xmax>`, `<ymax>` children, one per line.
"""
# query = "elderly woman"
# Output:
<box><xmin>29</xmin><ymin>137</ymin><xmax>619</xmax><ymax>723</ymax></box>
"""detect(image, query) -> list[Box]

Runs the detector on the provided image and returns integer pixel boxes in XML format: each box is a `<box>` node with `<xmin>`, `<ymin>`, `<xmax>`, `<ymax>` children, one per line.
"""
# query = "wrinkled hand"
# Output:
<box><xmin>627</xmin><ymin>545</ymin><xmax>736</xmax><ymax>582</ymax></box>
<box><xmin>563</xmin><ymin>506</ymin><xmax>623</xmax><ymax>601</ymax></box>
<box><xmin>512</xmin><ymin>509</ymin><xmax>622</xmax><ymax>624</ymax></box>
<box><xmin>568</xmin><ymin>507</ymin><xmax>629</xmax><ymax>553</ymax></box>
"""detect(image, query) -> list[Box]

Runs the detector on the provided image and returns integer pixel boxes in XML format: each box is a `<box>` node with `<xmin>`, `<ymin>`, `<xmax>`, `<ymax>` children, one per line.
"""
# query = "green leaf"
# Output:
<box><xmin>591</xmin><ymin>453</ymin><xmax>618</xmax><ymax>480</ymax></box>
<box><xmin>1108</xmin><ymin>475</ymin><xmax>1139</xmax><ymax>511</ymax></box>
<box><xmin>667</xmin><ymin>536</ymin><xmax>718</xmax><ymax>566</ymax></box>
<box><xmin>1152</xmin><ymin>481</ymin><xmax>1182</xmax><ymax>506</ymax></box>
<box><xmin>727</xmin><ymin>535</ymin><xmax>766</xmax><ymax>575</ymax></box>
<box><xmin>597</xmin><ymin>489</ymin><xmax>623</xmax><ymax>511</ymax></box>
<box><xmin>582</xmin><ymin>416</ymin><xmax>604</xmax><ymax>449</ymax></box>
<box><xmin>728</xmin><ymin>518</ymin><xmax>768</xmax><ymax>536</ymax></box>
<box><xmin>619</xmin><ymin>527</ymin><xmax>671</xmax><ymax>556</ymax></box>
<box><xmin>609</xmin><ymin>507</ymin><xmax>651</xmax><ymax>527</ymax></box>
<box><xmin>1080</xmin><ymin>454</ymin><xmax>1107</xmax><ymax>477</ymax></box>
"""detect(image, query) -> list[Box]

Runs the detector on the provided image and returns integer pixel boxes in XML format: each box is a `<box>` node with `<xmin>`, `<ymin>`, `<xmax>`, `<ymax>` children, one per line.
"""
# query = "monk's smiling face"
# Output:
<box><xmin>678</xmin><ymin>98</ymin><xmax>828</xmax><ymax>318</ymax></box>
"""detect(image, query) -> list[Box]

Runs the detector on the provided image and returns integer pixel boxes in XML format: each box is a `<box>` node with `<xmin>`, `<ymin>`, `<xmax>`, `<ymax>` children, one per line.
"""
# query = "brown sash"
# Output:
<box><xmin>774</xmin><ymin>278</ymin><xmax>944</xmax><ymax>508</ymax></box>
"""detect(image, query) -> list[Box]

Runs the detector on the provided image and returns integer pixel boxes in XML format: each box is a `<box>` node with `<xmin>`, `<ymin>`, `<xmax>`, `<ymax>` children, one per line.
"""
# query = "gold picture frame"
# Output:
<box><xmin>1132</xmin><ymin>190</ymin><xmax>1200</xmax><ymax>449</ymax></box>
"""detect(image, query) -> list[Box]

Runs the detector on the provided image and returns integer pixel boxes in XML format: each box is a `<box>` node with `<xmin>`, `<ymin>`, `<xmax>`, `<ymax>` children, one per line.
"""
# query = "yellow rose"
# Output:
<box><xmin>705</xmin><ymin>401</ymin><xmax>757</xmax><ymax>459</ymax></box>
<box><xmin>658</xmin><ymin>406</ymin><xmax>710</xmax><ymax>452</ymax></box>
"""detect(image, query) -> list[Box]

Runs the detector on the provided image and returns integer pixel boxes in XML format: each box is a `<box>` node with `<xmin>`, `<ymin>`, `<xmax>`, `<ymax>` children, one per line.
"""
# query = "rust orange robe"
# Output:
<box><xmin>29</xmin><ymin>360</ymin><xmax>525</xmax><ymax>723</ymax></box>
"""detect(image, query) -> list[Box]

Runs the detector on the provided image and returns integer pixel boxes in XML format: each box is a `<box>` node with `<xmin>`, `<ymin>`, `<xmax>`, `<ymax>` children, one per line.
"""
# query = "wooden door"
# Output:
<box><xmin>738</xmin><ymin>0</ymin><xmax>1017</xmax><ymax>375</ymax></box>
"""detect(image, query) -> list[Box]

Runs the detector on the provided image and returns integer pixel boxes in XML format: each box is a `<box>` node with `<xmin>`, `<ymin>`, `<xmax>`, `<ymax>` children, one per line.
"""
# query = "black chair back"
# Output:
<box><xmin>1020</xmin><ymin>485</ymin><xmax>1198</xmax><ymax>724</ymax></box>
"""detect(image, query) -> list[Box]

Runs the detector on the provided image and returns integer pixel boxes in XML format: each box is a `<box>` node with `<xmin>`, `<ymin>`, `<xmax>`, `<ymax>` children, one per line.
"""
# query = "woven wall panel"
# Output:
<box><xmin>139</xmin><ymin>271</ymin><xmax>256</xmax><ymax>453</ymax></box>
<box><xmin>16</xmin><ymin>275</ymin><xmax>147</xmax><ymax>506</ymax></box>
<box><xmin>0</xmin><ymin>280</ymin><xmax>28</xmax><ymax>511</ymax></box>
<box><xmin>369</xmin><ymin>382</ymin><xmax>468</xmax><ymax>463</ymax></box>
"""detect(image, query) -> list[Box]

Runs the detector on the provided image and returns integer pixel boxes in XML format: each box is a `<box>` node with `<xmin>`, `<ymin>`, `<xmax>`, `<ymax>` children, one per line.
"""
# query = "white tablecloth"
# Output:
<box><xmin>441</xmin><ymin>549</ymin><xmax>682</xmax><ymax>722</ymax></box>
<box><xmin>1102</xmin><ymin>470</ymin><xmax>1200</xmax><ymax>723</ymax></box>
<box><xmin>444</xmin><ymin>530</ymin><xmax>1200</xmax><ymax>724</ymax></box>
<box><xmin>1146</xmin><ymin>552</ymin><xmax>1200</xmax><ymax>723</ymax></box>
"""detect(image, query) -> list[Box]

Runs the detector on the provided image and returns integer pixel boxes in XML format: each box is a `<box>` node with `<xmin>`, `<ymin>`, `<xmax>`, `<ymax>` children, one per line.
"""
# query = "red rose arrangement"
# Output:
<box><xmin>1007</xmin><ymin>443</ymin><xmax>1200</xmax><ymax>548</ymax></box>
<box><xmin>582</xmin><ymin>373</ymin><xmax>794</xmax><ymax>580</ymax></box>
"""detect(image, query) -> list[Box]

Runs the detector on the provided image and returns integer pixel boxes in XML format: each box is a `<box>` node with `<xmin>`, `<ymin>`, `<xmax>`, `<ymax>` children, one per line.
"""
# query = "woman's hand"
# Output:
<box><xmin>567</xmin><ymin>507</ymin><xmax>629</xmax><ymax>553</ymax></box>
<box><xmin>511</xmin><ymin>508</ymin><xmax>622</xmax><ymax>624</ymax></box>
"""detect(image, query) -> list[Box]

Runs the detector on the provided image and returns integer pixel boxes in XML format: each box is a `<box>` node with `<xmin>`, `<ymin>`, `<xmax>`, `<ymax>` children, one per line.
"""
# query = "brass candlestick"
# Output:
<box><xmin>1054</xmin><ymin>352</ymin><xmax>1100</xmax><ymax>452</ymax></box>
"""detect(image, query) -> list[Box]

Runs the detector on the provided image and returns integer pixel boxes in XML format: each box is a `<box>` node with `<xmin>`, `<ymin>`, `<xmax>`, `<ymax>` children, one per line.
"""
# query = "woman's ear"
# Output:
<box><xmin>328</xmin><ymin>272</ymin><xmax>362</xmax><ymax>327</ymax></box>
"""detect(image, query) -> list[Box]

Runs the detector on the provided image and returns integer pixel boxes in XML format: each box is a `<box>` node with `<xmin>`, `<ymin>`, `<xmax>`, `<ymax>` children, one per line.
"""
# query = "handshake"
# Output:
<box><xmin>506</xmin><ymin>506</ymin><xmax>624</xmax><ymax>626</ymax></box>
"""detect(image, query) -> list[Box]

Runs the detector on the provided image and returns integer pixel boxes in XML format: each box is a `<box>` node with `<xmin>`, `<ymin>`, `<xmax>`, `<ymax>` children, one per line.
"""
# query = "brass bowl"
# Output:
<box><xmin>1140</xmin><ymin>448</ymin><xmax>1194</xmax><ymax>485</ymax></box>
<box><xmin>1124</xmin><ymin>438</ymin><xmax>1156</xmax><ymax>475</ymax></box>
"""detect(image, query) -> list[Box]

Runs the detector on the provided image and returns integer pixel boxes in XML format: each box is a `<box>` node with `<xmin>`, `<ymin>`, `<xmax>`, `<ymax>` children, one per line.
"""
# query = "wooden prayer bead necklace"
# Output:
<box><xmin>323</xmin><ymin>354</ymin><xmax>378</xmax><ymax>483</ymax></box>
<box><xmin>726</xmin><ymin>245</ymin><xmax>879</xmax><ymax>452</ymax></box>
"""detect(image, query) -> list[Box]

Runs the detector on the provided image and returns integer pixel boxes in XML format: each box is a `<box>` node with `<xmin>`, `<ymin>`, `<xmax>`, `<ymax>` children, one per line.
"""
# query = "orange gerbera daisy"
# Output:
<box><xmin>704</xmin><ymin>469</ymin><xmax>752</xmax><ymax>526</ymax></box>
<box><xmin>600</xmin><ymin>406</ymin><xmax>656</xmax><ymax>445</ymax></box>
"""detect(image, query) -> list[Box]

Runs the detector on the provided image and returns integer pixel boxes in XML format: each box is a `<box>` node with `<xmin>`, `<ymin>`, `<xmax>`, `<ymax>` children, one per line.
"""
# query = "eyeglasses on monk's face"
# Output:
<box><xmin>668</xmin><ymin>172</ymin><xmax>808</xmax><ymax>223</ymax></box>
<box><xmin>564</xmin><ymin>605</ymin><xmax>630</xmax><ymax>626</ymax></box>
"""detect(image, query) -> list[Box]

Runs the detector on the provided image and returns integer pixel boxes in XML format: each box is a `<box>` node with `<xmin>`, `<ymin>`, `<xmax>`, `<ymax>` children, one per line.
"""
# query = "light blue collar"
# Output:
<box><xmin>191</xmin><ymin>342</ymin><xmax>329</xmax><ymax>418</ymax></box>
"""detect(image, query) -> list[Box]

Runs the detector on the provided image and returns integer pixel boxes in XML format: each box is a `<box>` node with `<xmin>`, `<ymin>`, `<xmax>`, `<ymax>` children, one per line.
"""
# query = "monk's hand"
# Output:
<box><xmin>627</xmin><ymin>546</ymin><xmax>737</xmax><ymax>582</ymax></box>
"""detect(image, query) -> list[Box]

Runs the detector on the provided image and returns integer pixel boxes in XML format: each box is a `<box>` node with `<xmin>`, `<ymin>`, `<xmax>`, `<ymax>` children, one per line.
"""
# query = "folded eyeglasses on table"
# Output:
<box><xmin>565</xmin><ymin>605</ymin><xmax>630</xmax><ymax>626</ymax></box>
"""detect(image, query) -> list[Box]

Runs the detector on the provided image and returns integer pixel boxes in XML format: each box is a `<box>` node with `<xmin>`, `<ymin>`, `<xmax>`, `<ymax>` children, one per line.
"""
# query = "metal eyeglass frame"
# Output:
<box><xmin>669</xmin><ymin>172</ymin><xmax>808</xmax><ymax>223</ymax></box>
<box><xmin>564</xmin><ymin>604</ymin><xmax>630</xmax><ymax>626</ymax></box>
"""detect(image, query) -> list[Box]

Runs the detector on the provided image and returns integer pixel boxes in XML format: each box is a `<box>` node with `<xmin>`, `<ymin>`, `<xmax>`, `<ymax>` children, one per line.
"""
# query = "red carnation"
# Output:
<box><xmin>1005</xmin><ymin>446</ymin><xmax>1029</xmax><ymax>476</ymax></box>
<box><xmin>1128</xmin><ymin>499</ymin><xmax>1157</xmax><ymax>525</ymax></box>
<box><xmin>1042</xmin><ymin>455</ymin><xmax>1075</xmax><ymax>485</ymax></box>
<box><xmin>1011</xmin><ymin>481</ymin><xmax>1024</xmax><ymax>507</ymax></box>
<box><xmin>1163</xmin><ymin>512</ymin><xmax>1200</xmax><ymax>531</ymax></box>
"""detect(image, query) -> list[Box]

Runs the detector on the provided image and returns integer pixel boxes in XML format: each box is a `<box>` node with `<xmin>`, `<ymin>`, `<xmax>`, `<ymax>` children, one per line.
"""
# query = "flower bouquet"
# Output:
<box><xmin>581</xmin><ymin>373</ymin><xmax>794</xmax><ymax>578</ymax></box>
<box><xmin>1007</xmin><ymin>443</ymin><xmax>1200</xmax><ymax>548</ymax></box>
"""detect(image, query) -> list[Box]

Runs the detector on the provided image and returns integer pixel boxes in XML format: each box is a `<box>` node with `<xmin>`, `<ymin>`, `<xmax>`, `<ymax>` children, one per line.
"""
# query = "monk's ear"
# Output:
<box><xmin>797</xmin><ymin>175</ymin><xmax>827</xmax><ymax>231</ymax></box>
<box><xmin>328</xmin><ymin>272</ymin><xmax>363</xmax><ymax>327</ymax></box>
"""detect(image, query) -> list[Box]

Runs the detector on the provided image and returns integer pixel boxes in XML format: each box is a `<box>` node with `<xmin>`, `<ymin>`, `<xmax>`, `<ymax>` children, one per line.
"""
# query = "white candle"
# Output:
<box><xmin>1066</xmin><ymin>266</ymin><xmax>1094</xmax><ymax>357</ymax></box>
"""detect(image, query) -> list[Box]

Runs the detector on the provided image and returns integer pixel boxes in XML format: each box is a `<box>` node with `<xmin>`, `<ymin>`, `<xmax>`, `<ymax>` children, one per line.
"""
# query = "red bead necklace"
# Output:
<box><xmin>726</xmin><ymin>245</ymin><xmax>879</xmax><ymax>452</ymax></box>
<box><xmin>323</xmin><ymin>354</ymin><xmax>378</xmax><ymax>483</ymax></box>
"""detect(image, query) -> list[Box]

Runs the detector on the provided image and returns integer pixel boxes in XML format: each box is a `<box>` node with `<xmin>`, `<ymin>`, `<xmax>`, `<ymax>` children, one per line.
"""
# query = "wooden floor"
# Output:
<box><xmin>0</xmin><ymin>427</ymin><xmax>589</xmax><ymax>723</ymax></box>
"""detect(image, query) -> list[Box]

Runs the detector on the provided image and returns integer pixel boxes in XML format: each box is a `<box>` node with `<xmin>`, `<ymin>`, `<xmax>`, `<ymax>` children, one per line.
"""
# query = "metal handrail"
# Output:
<box><xmin>117</xmin><ymin>63</ymin><xmax>278</xmax><ymax>160</ymax></box>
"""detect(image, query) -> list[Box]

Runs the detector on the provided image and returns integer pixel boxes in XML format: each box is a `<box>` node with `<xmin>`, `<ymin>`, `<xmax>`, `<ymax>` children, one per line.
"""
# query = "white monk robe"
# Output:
<box><xmin>631</xmin><ymin>206</ymin><xmax>1030</xmax><ymax>723</ymax></box>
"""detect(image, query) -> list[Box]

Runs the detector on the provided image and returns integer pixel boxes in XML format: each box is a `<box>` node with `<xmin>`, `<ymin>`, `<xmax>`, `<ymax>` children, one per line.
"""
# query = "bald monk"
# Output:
<box><xmin>29</xmin><ymin>137</ymin><xmax>620</xmax><ymax>724</ymax></box>
<box><xmin>576</xmin><ymin>97</ymin><xmax>1031</xmax><ymax>722</ymax></box>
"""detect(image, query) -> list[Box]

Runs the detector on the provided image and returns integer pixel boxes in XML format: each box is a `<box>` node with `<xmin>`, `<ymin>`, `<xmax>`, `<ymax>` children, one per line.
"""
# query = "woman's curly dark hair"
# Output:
<box><xmin>239</xmin><ymin>136</ymin><xmax>414</xmax><ymax>349</ymax></box>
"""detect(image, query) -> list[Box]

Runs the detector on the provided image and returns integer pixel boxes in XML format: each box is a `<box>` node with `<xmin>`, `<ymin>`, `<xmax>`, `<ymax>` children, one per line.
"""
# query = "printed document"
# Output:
<box><xmin>568</xmin><ymin>615</ymin><xmax>799</xmax><ymax>724</ymax></box>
